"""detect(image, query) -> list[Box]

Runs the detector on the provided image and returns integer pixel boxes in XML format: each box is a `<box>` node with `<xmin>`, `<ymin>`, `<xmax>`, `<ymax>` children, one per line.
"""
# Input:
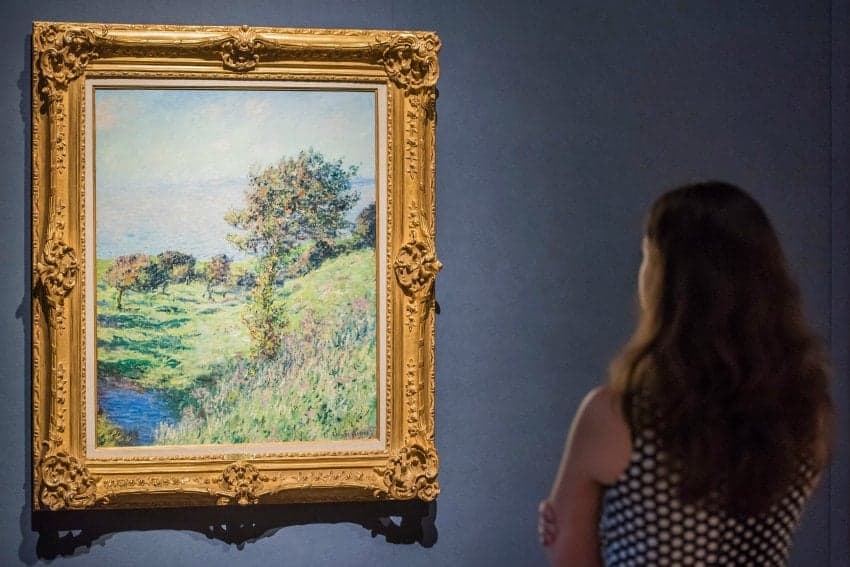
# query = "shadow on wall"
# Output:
<box><xmin>28</xmin><ymin>500</ymin><xmax>437</xmax><ymax>560</ymax></box>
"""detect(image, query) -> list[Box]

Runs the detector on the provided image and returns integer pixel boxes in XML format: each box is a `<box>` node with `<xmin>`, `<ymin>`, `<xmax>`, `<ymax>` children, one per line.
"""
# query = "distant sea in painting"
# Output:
<box><xmin>95</xmin><ymin>177</ymin><xmax>376</xmax><ymax>261</ymax></box>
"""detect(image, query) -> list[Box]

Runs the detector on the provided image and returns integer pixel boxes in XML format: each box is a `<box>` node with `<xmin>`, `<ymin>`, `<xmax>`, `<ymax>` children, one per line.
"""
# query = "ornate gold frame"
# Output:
<box><xmin>31</xmin><ymin>22</ymin><xmax>440</xmax><ymax>510</ymax></box>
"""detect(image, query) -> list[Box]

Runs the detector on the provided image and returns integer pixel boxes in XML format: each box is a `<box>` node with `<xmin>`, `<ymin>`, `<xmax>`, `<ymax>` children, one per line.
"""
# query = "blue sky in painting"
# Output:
<box><xmin>95</xmin><ymin>89</ymin><xmax>376</xmax><ymax>259</ymax></box>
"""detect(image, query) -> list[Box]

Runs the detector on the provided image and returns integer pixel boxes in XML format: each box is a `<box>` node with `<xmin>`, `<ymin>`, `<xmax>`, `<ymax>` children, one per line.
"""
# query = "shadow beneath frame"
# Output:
<box><xmin>32</xmin><ymin>500</ymin><xmax>437</xmax><ymax>559</ymax></box>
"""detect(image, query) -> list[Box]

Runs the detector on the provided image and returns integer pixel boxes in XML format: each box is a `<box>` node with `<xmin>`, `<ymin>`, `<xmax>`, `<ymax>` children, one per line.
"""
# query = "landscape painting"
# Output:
<box><xmin>91</xmin><ymin>85</ymin><xmax>380</xmax><ymax>449</ymax></box>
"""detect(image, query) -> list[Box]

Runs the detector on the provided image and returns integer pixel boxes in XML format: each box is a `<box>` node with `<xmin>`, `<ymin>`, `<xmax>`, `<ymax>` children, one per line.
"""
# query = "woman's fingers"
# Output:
<box><xmin>538</xmin><ymin>500</ymin><xmax>558</xmax><ymax>546</ymax></box>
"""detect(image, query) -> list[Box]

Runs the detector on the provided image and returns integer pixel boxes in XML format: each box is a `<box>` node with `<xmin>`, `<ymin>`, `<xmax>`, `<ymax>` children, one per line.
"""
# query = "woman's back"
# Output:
<box><xmin>599</xmin><ymin>411</ymin><xmax>817</xmax><ymax>566</ymax></box>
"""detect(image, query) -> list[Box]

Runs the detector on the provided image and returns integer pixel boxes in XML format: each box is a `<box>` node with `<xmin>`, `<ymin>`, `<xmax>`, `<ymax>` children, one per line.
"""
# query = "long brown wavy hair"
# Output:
<box><xmin>610</xmin><ymin>181</ymin><xmax>833</xmax><ymax>517</ymax></box>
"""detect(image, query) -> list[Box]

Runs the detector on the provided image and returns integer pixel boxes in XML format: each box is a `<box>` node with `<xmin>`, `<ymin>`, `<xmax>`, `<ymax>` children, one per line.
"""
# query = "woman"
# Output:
<box><xmin>539</xmin><ymin>182</ymin><xmax>833</xmax><ymax>566</ymax></box>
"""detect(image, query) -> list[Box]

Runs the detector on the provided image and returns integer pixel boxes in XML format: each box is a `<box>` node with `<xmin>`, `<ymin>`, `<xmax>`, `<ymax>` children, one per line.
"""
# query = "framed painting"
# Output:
<box><xmin>31</xmin><ymin>22</ymin><xmax>441</xmax><ymax>509</ymax></box>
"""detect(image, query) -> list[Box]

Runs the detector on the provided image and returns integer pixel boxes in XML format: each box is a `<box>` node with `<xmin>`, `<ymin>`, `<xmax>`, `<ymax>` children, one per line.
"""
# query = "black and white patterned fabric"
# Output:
<box><xmin>599</xmin><ymin>425</ymin><xmax>815</xmax><ymax>566</ymax></box>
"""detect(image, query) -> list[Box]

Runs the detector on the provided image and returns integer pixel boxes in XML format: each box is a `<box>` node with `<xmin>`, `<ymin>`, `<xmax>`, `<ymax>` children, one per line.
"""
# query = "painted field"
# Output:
<box><xmin>95</xmin><ymin>248</ymin><xmax>377</xmax><ymax>446</ymax></box>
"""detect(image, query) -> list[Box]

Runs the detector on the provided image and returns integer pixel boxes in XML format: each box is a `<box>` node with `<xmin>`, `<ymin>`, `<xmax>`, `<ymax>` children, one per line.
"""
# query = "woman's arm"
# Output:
<box><xmin>541</xmin><ymin>386</ymin><xmax>631</xmax><ymax>567</ymax></box>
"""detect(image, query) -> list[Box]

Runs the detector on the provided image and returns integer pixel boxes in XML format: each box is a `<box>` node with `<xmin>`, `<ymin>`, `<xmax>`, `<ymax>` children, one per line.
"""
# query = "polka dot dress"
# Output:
<box><xmin>599</xmin><ymin>425</ymin><xmax>815</xmax><ymax>566</ymax></box>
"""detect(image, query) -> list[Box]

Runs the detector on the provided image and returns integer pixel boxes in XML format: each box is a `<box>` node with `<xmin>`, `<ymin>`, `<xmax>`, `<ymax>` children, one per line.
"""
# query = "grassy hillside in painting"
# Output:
<box><xmin>96</xmin><ymin>258</ymin><xmax>251</xmax><ymax>391</ymax></box>
<box><xmin>96</xmin><ymin>249</ymin><xmax>377</xmax><ymax>446</ymax></box>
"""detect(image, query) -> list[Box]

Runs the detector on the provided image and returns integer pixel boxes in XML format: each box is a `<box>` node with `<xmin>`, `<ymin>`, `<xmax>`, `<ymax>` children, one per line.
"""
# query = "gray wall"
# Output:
<box><xmin>1</xmin><ymin>1</ymin><xmax>847</xmax><ymax>565</ymax></box>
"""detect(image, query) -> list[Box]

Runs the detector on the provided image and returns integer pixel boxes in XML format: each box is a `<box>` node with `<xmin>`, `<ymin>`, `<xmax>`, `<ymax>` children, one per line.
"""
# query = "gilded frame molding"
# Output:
<box><xmin>31</xmin><ymin>21</ymin><xmax>440</xmax><ymax>510</ymax></box>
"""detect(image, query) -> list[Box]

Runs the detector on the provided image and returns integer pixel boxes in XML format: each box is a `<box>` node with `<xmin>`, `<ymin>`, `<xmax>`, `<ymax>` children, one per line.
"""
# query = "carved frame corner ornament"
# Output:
<box><xmin>38</xmin><ymin>441</ymin><xmax>103</xmax><ymax>511</ymax></box>
<box><xmin>33</xmin><ymin>23</ymin><xmax>99</xmax><ymax>101</ymax></box>
<box><xmin>32</xmin><ymin>22</ymin><xmax>440</xmax><ymax>511</ymax></box>
<box><xmin>374</xmin><ymin>441</ymin><xmax>440</xmax><ymax>501</ymax></box>
<box><xmin>379</xmin><ymin>33</ymin><xmax>441</xmax><ymax>94</ymax></box>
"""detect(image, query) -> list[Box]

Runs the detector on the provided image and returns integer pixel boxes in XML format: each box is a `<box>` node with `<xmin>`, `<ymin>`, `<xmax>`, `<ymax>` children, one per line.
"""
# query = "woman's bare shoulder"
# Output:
<box><xmin>574</xmin><ymin>385</ymin><xmax>626</xmax><ymax>436</ymax></box>
<box><xmin>572</xmin><ymin>385</ymin><xmax>632</xmax><ymax>485</ymax></box>
<box><xmin>580</xmin><ymin>384</ymin><xmax>621</xmax><ymax>411</ymax></box>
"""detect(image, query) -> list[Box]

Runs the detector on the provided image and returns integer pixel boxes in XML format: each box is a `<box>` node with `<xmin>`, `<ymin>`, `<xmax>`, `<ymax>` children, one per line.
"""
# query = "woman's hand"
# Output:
<box><xmin>538</xmin><ymin>499</ymin><xmax>558</xmax><ymax>546</ymax></box>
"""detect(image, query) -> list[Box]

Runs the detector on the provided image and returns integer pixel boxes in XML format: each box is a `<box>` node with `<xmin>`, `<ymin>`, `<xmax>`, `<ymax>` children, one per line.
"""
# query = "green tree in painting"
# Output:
<box><xmin>157</xmin><ymin>250</ymin><xmax>196</xmax><ymax>287</ymax></box>
<box><xmin>102</xmin><ymin>253</ymin><xmax>152</xmax><ymax>310</ymax></box>
<box><xmin>203</xmin><ymin>254</ymin><xmax>231</xmax><ymax>300</ymax></box>
<box><xmin>136</xmin><ymin>259</ymin><xmax>170</xmax><ymax>294</ymax></box>
<box><xmin>353</xmin><ymin>203</ymin><xmax>376</xmax><ymax>249</ymax></box>
<box><xmin>226</xmin><ymin>149</ymin><xmax>358</xmax><ymax>359</ymax></box>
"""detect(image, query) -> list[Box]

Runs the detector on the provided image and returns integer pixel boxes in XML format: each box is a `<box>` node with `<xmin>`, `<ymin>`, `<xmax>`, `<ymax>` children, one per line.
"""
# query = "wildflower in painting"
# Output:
<box><xmin>225</xmin><ymin>149</ymin><xmax>359</xmax><ymax>359</ymax></box>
